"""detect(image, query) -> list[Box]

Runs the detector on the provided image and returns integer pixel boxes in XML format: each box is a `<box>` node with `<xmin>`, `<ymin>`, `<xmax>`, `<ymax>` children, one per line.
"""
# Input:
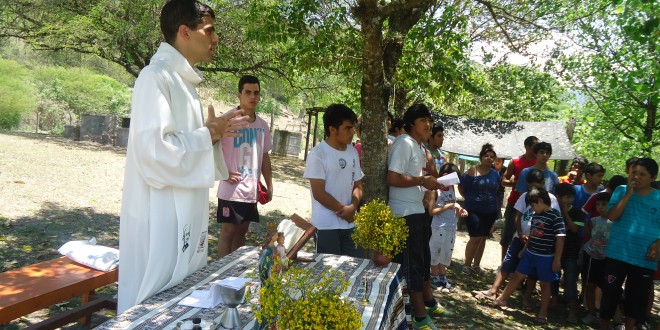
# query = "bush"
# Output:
<box><xmin>0</xmin><ymin>59</ymin><xmax>35</xmax><ymax>129</ymax></box>
<box><xmin>32</xmin><ymin>66</ymin><xmax>131</xmax><ymax>125</ymax></box>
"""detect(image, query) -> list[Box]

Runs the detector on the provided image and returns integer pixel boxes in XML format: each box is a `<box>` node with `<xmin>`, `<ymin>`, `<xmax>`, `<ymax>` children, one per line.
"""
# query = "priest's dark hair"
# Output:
<box><xmin>323</xmin><ymin>104</ymin><xmax>357</xmax><ymax>138</ymax></box>
<box><xmin>160</xmin><ymin>0</ymin><xmax>215</xmax><ymax>45</ymax></box>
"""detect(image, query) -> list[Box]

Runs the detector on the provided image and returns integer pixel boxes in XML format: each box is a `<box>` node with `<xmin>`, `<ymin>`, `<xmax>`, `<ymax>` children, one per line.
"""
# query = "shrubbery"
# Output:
<box><xmin>0</xmin><ymin>56</ymin><xmax>131</xmax><ymax>132</ymax></box>
<box><xmin>0</xmin><ymin>59</ymin><xmax>35</xmax><ymax>129</ymax></box>
<box><xmin>33</xmin><ymin>66</ymin><xmax>131</xmax><ymax>127</ymax></box>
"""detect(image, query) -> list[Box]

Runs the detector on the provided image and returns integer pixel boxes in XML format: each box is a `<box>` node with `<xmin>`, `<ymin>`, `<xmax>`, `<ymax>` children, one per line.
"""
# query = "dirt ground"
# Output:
<box><xmin>1</xmin><ymin>131</ymin><xmax>657</xmax><ymax>329</ymax></box>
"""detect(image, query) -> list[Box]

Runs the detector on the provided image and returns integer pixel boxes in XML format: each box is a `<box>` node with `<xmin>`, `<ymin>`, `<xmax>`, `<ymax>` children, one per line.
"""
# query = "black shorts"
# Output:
<box><xmin>217</xmin><ymin>199</ymin><xmax>260</xmax><ymax>224</ymax></box>
<box><xmin>582</xmin><ymin>253</ymin><xmax>607</xmax><ymax>288</ymax></box>
<box><xmin>465</xmin><ymin>210</ymin><xmax>498</xmax><ymax>237</ymax></box>
<box><xmin>393</xmin><ymin>213</ymin><xmax>431</xmax><ymax>293</ymax></box>
<box><xmin>599</xmin><ymin>258</ymin><xmax>654</xmax><ymax>322</ymax></box>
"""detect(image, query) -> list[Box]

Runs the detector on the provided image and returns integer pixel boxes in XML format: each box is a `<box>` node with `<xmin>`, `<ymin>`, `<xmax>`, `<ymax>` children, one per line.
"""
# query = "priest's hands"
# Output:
<box><xmin>206</xmin><ymin>105</ymin><xmax>249</xmax><ymax>144</ymax></box>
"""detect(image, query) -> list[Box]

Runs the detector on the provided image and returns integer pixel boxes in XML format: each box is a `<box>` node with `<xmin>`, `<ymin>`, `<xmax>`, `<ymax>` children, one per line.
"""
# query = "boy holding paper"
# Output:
<box><xmin>427</xmin><ymin>163</ymin><xmax>467</xmax><ymax>290</ymax></box>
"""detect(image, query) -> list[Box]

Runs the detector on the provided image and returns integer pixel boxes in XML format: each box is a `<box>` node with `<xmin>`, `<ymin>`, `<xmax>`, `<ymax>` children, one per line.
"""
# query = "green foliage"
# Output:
<box><xmin>255</xmin><ymin>99</ymin><xmax>281</xmax><ymax>116</ymax></box>
<box><xmin>352</xmin><ymin>199</ymin><xmax>409</xmax><ymax>259</ymax></box>
<box><xmin>440</xmin><ymin>64</ymin><xmax>569</xmax><ymax>121</ymax></box>
<box><xmin>0</xmin><ymin>59</ymin><xmax>35</xmax><ymax>129</ymax></box>
<box><xmin>399</xmin><ymin>6</ymin><xmax>476</xmax><ymax>109</ymax></box>
<box><xmin>571</xmin><ymin>101</ymin><xmax>659</xmax><ymax>177</ymax></box>
<box><xmin>32</xmin><ymin>66</ymin><xmax>131</xmax><ymax>124</ymax></box>
<box><xmin>256</xmin><ymin>266</ymin><xmax>363</xmax><ymax>329</ymax></box>
<box><xmin>549</xmin><ymin>0</ymin><xmax>659</xmax><ymax>155</ymax></box>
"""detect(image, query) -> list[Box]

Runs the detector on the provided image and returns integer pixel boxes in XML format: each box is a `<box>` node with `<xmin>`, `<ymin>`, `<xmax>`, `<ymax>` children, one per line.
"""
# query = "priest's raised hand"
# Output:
<box><xmin>206</xmin><ymin>105</ymin><xmax>249</xmax><ymax>143</ymax></box>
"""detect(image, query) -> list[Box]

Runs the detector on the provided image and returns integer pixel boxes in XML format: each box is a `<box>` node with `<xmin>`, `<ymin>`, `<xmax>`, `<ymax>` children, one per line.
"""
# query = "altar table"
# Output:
<box><xmin>97</xmin><ymin>246</ymin><xmax>406</xmax><ymax>330</ymax></box>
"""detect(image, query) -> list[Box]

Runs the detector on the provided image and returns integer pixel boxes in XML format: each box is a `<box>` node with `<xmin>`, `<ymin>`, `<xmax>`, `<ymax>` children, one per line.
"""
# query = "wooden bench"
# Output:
<box><xmin>0</xmin><ymin>256</ymin><xmax>118</xmax><ymax>329</ymax></box>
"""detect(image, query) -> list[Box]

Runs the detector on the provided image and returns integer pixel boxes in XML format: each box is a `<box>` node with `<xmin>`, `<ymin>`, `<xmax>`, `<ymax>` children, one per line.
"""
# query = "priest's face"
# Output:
<box><xmin>186</xmin><ymin>16</ymin><xmax>218</xmax><ymax>64</ymax></box>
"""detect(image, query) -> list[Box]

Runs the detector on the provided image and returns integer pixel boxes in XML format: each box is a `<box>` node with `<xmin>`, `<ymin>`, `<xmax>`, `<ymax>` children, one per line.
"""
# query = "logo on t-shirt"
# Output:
<box><xmin>339</xmin><ymin>158</ymin><xmax>346</xmax><ymax>169</ymax></box>
<box><xmin>607</xmin><ymin>274</ymin><xmax>616</xmax><ymax>284</ymax></box>
<box><xmin>531</xmin><ymin>221</ymin><xmax>545</xmax><ymax>238</ymax></box>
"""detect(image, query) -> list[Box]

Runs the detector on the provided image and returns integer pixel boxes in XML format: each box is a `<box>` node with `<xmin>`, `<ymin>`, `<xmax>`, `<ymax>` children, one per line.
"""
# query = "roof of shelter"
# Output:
<box><xmin>432</xmin><ymin>113</ymin><xmax>576</xmax><ymax>160</ymax></box>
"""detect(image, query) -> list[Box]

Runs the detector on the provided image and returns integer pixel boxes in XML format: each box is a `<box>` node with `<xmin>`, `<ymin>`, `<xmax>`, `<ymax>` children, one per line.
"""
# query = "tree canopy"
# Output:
<box><xmin>549</xmin><ymin>0</ymin><xmax>658</xmax><ymax>157</ymax></box>
<box><xmin>1</xmin><ymin>0</ymin><xmax>656</xmax><ymax>199</ymax></box>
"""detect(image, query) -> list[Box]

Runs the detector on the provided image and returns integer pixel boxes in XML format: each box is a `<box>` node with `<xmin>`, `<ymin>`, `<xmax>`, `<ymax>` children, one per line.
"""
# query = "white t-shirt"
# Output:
<box><xmin>388</xmin><ymin>134</ymin><xmax>426</xmax><ymax>216</ymax></box>
<box><xmin>513</xmin><ymin>192</ymin><xmax>560</xmax><ymax>238</ymax></box>
<box><xmin>303</xmin><ymin>141</ymin><xmax>364</xmax><ymax>230</ymax></box>
<box><xmin>431</xmin><ymin>186</ymin><xmax>458</xmax><ymax>230</ymax></box>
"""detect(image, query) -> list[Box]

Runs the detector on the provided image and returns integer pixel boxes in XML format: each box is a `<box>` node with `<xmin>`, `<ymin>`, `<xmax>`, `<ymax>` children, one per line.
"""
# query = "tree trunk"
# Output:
<box><xmin>354</xmin><ymin>0</ymin><xmax>436</xmax><ymax>202</ymax></box>
<box><xmin>356</xmin><ymin>1</ymin><xmax>389</xmax><ymax>202</ymax></box>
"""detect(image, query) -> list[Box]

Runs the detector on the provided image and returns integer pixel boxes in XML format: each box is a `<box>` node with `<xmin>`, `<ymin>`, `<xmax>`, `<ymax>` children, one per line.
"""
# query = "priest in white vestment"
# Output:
<box><xmin>118</xmin><ymin>0</ymin><xmax>248</xmax><ymax>313</ymax></box>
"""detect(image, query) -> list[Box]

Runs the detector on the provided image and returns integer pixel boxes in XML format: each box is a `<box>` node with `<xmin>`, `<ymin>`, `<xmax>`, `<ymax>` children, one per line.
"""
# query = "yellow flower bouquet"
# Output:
<box><xmin>351</xmin><ymin>199</ymin><xmax>408</xmax><ymax>259</ymax></box>
<box><xmin>255</xmin><ymin>266</ymin><xmax>363</xmax><ymax>329</ymax></box>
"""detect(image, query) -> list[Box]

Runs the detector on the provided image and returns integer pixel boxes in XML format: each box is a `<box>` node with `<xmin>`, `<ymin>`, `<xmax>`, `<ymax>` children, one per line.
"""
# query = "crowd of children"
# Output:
<box><xmin>458</xmin><ymin>150</ymin><xmax>660</xmax><ymax>330</ymax></box>
<box><xmin>303</xmin><ymin>101</ymin><xmax>659</xmax><ymax>330</ymax></box>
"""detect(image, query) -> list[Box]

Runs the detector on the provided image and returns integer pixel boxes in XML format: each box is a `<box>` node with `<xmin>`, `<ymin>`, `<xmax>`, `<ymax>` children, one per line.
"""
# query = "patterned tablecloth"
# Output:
<box><xmin>97</xmin><ymin>246</ymin><xmax>406</xmax><ymax>330</ymax></box>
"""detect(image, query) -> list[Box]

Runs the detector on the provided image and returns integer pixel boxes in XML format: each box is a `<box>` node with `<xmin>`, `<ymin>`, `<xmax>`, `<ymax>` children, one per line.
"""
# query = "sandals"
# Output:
<box><xmin>485</xmin><ymin>299</ymin><xmax>515</xmax><ymax>311</ymax></box>
<box><xmin>471</xmin><ymin>290</ymin><xmax>495</xmax><ymax>301</ymax></box>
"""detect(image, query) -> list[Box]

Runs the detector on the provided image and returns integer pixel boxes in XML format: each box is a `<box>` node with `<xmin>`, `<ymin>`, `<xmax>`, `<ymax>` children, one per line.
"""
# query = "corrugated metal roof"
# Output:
<box><xmin>433</xmin><ymin>113</ymin><xmax>576</xmax><ymax>160</ymax></box>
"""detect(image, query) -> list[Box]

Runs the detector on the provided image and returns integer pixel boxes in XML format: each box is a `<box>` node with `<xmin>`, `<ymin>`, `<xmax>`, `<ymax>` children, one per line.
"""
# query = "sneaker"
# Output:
<box><xmin>471</xmin><ymin>265</ymin><xmax>483</xmax><ymax>274</ymax></box>
<box><xmin>438</xmin><ymin>281</ymin><xmax>456</xmax><ymax>292</ymax></box>
<box><xmin>461</xmin><ymin>265</ymin><xmax>472</xmax><ymax>275</ymax></box>
<box><xmin>430</xmin><ymin>276</ymin><xmax>455</xmax><ymax>291</ymax></box>
<box><xmin>430</xmin><ymin>275</ymin><xmax>443</xmax><ymax>288</ymax></box>
<box><xmin>412</xmin><ymin>316</ymin><xmax>439</xmax><ymax>330</ymax></box>
<box><xmin>581</xmin><ymin>313</ymin><xmax>598</xmax><ymax>325</ymax></box>
<box><xmin>426</xmin><ymin>303</ymin><xmax>453</xmax><ymax>317</ymax></box>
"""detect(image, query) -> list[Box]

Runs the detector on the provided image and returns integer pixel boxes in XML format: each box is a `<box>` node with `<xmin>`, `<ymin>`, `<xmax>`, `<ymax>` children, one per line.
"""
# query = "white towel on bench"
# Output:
<box><xmin>58</xmin><ymin>237</ymin><xmax>119</xmax><ymax>271</ymax></box>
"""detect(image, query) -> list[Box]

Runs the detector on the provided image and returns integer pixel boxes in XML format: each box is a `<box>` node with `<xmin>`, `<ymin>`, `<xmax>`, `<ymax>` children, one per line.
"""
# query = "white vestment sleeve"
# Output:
<box><xmin>129</xmin><ymin>69</ymin><xmax>215</xmax><ymax>190</ymax></box>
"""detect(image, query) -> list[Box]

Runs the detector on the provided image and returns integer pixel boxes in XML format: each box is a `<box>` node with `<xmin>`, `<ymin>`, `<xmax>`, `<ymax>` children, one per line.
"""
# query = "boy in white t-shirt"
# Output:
<box><xmin>428</xmin><ymin>163</ymin><xmax>467</xmax><ymax>291</ymax></box>
<box><xmin>303</xmin><ymin>104</ymin><xmax>364</xmax><ymax>257</ymax></box>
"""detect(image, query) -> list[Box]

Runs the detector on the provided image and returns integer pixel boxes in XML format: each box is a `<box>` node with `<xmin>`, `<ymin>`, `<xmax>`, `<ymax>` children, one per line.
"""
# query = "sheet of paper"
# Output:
<box><xmin>178</xmin><ymin>289</ymin><xmax>220</xmax><ymax>308</ymax></box>
<box><xmin>436</xmin><ymin>172</ymin><xmax>460</xmax><ymax>186</ymax></box>
<box><xmin>177</xmin><ymin>277</ymin><xmax>252</xmax><ymax>308</ymax></box>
